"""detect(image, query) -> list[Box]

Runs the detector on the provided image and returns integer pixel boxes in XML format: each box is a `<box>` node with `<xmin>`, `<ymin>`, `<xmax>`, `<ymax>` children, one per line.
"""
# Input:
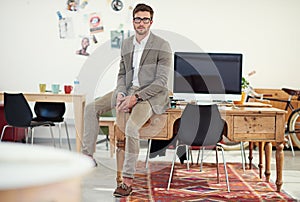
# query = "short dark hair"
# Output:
<box><xmin>133</xmin><ymin>3</ymin><xmax>154</xmax><ymax>20</ymax></box>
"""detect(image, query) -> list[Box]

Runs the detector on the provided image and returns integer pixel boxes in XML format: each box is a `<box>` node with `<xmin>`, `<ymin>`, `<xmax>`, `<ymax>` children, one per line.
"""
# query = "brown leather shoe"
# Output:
<box><xmin>113</xmin><ymin>183</ymin><xmax>132</xmax><ymax>197</ymax></box>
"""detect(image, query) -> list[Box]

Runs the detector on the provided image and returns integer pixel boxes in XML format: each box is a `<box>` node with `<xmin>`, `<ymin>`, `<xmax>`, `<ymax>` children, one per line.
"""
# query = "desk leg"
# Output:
<box><xmin>275</xmin><ymin>142</ymin><xmax>284</xmax><ymax>192</ymax></box>
<box><xmin>258</xmin><ymin>142</ymin><xmax>264</xmax><ymax>179</ymax></box>
<box><xmin>248</xmin><ymin>142</ymin><xmax>253</xmax><ymax>169</ymax></box>
<box><xmin>115</xmin><ymin>126</ymin><xmax>125</xmax><ymax>185</ymax></box>
<box><xmin>109</xmin><ymin>124</ymin><xmax>115</xmax><ymax>158</ymax></box>
<box><xmin>264</xmin><ymin>142</ymin><xmax>272</xmax><ymax>182</ymax></box>
<box><xmin>74</xmin><ymin>98</ymin><xmax>85</xmax><ymax>152</ymax></box>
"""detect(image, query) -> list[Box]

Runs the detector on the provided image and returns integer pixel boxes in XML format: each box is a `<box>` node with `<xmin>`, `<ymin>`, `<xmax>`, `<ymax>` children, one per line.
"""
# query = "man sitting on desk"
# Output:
<box><xmin>81</xmin><ymin>3</ymin><xmax>172</xmax><ymax>197</ymax></box>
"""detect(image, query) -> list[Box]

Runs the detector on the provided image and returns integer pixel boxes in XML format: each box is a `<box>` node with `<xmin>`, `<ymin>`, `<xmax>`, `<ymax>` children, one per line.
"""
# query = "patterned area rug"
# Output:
<box><xmin>119</xmin><ymin>161</ymin><xmax>296</xmax><ymax>202</ymax></box>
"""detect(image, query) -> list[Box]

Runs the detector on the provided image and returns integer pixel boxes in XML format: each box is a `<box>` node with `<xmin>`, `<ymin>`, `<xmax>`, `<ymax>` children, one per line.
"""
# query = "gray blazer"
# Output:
<box><xmin>116</xmin><ymin>32</ymin><xmax>172</xmax><ymax>114</ymax></box>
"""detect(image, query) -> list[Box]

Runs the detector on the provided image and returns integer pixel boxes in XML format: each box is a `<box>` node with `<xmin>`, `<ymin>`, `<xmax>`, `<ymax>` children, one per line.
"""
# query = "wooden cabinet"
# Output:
<box><xmin>251</xmin><ymin>88</ymin><xmax>300</xmax><ymax>147</ymax></box>
<box><xmin>233</xmin><ymin>115</ymin><xmax>276</xmax><ymax>140</ymax></box>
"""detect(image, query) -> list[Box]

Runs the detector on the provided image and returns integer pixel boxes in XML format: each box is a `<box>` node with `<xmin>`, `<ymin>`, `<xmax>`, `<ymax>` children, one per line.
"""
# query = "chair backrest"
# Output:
<box><xmin>34</xmin><ymin>102</ymin><xmax>66</xmax><ymax>121</ymax></box>
<box><xmin>177</xmin><ymin>104</ymin><xmax>224</xmax><ymax>146</ymax></box>
<box><xmin>4</xmin><ymin>93</ymin><xmax>33</xmax><ymax>127</ymax></box>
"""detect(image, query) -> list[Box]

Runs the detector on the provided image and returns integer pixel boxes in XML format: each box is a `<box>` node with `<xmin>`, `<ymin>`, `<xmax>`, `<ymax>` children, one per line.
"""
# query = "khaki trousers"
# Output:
<box><xmin>116</xmin><ymin>86</ymin><xmax>153</xmax><ymax>179</ymax></box>
<box><xmin>116</xmin><ymin>100</ymin><xmax>153</xmax><ymax>179</ymax></box>
<box><xmin>82</xmin><ymin>91</ymin><xmax>114</xmax><ymax>156</ymax></box>
<box><xmin>82</xmin><ymin>87</ymin><xmax>153</xmax><ymax>179</ymax></box>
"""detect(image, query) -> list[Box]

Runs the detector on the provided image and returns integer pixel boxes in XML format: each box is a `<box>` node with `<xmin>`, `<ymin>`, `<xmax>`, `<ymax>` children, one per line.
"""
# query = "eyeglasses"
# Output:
<box><xmin>133</xmin><ymin>17</ymin><xmax>152</xmax><ymax>24</ymax></box>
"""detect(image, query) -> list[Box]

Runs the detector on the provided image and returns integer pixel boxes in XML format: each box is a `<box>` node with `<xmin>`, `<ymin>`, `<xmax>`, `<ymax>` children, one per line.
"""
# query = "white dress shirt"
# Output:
<box><xmin>132</xmin><ymin>32</ymin><xmax>150</xmax><ymax>87</ymax></box>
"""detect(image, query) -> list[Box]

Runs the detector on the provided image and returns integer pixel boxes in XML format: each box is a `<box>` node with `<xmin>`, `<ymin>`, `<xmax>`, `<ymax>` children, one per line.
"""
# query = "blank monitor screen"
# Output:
<box><xmin>173</xmin><ymin>52</ymin><xmax>242</xmax><ymax>102</ymax></box>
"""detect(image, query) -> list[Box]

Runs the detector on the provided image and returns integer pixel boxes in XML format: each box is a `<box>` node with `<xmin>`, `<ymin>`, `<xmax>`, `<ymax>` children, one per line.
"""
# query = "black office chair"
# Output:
<box><xmin>0</xmin><ymin>93</ymin><xmax>55</xmax><ymax>145</ymax></box>
<box><xmin>33</xmin><ymin>102</ymin><xmax>71</xmax><ymax>150</ymax></box>
<box><xmin>167</xmin><ymin>104</ymin><xmax>230</xmax><ymax>192</ymax></box>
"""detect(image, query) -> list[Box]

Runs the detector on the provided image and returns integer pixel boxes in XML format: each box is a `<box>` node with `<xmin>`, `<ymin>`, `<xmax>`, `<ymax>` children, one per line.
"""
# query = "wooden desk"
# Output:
<box><xmin>0</xmin><ymin>92</ymin><xmax>86</xmax><ymax>152</ymax></box>
<box><xmin>115</xmin><ymin>105</ymin><xmax>286</xmax><ymax>192</ymax></box>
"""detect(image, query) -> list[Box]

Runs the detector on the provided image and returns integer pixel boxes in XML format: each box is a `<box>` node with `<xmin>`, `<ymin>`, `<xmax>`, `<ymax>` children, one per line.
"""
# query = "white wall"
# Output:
<box><xmin>1</xmin><ymin>0</ymin><xmax>300</xmax><ymax>118</ymax></box>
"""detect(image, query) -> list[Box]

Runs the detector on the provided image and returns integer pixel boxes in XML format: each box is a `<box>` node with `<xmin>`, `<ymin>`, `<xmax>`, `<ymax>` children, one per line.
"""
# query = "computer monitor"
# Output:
<box><xmin>173</xmin><ymin>52</ymin><xmax>243</xmax><ymax>103</ymax></box>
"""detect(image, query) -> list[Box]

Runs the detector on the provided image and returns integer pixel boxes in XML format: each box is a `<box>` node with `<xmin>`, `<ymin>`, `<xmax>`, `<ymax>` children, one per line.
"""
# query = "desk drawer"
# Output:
<box><xmin>139</xmin><ymin>114</ymin><xmax>168</xmax><ymax>140</ymax></box>
<box><xmin>233</xmin><ymin>116</ymin><xmax>276</xmax><ymax>140</ymax></box>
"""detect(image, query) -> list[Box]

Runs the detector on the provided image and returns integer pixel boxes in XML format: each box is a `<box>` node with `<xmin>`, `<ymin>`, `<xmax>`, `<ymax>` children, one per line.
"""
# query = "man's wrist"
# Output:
<box><xmin>135</xmin><ymin>94</ymin><xmax>143</xmax><ymax>102</ymax></box>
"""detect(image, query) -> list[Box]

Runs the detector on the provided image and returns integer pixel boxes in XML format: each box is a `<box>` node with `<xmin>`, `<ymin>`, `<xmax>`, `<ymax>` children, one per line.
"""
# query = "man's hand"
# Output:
<box><xmin>116</xmin><ymin>95</ymin><xmax>137</xmax><ymax>113</ymax></box>
<box><xmin>116</xmin><ymin>92</ymin><xmax>124</xmax><ymax>108</ymax></box>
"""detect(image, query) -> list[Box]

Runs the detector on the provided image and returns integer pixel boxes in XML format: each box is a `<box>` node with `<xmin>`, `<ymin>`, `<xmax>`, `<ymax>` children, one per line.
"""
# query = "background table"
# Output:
<box><xmin>0</xmin><ymin>92</ymin><xmax>86</xmax><ymax>152</ymax></box>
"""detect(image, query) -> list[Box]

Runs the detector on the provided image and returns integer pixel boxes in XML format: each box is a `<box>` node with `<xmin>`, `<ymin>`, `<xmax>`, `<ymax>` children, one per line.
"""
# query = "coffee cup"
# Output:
<box><xmin>64</xmin><ymin>85</ymin><xmax>73</xmax><ymax>94</ymax></box>
<box><xmin>51</xmin><ymin>84</ymin><xmax>60</xmax><ymax>94</ymax></box>
<box><xmin>170</xmin><ymin>100</ymin><xmax>177</xmax><ymax>108</ymax></box>
<box><xmin>39</xmin><ymin>84</ymin><xmax>46</xmax><ymax>93</ymax></box>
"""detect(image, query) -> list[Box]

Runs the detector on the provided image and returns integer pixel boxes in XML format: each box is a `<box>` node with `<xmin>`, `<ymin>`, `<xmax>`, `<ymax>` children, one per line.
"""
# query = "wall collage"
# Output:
<box><xmin>57</xmin><ymin>0</ymin><xmax>132</xmax><ymax>57</ymax></box>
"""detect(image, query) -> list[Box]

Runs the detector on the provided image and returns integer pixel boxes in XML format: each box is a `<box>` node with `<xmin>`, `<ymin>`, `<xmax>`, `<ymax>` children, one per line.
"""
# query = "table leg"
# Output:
<box><xmin>258</xmin><ymin>142</ymin><xmax>264</xmax><ymax>179</ymax></box>
<box><xmin>248</xmin><ymin>142</ymin><xmax>253</xmax><ymax>169</ymax></box>
<box><xmin>109</xmin><ymin>124</ymin><xmax>115</xmax><ymax>158</ymax></box>
<box><xmin>115</xmin><ymin>126</ymin><xmax>125</xmax><ymax>185</ymax></box>
<box><xmin>73</xmin><ymin>98</ymin><xmax>85</xmax><ymax>152</ymax></box>
<box><xmin>275</xmin><ymin>142</ymin><xmax>284</xmax><ymax>192</ymax></box>
<box><xmin>264</xmin><ymin>142</ymin><xmax>272</xmax><ymax>182</ymax></box>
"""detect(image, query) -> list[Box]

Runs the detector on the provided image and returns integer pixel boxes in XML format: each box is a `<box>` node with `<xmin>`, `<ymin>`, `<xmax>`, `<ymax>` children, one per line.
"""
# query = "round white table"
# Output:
<box><xmin>0</xmin><ymin>143</ymin><xmax>94</xmax><ymax>202</ymax></box>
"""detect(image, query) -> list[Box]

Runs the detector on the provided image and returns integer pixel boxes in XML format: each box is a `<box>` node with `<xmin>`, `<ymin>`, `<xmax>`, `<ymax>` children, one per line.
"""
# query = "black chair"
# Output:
<box><xmin>33</xmin><ymin>102</ymin><xmax>71</xmax><ymax>150</ymax></box>
<box><xmin>167</xmin><ymin>104</ymin><xmax>230</xmax><ymax>192</ymax></box>
<box><xmin>0</xmin><ymin>93</ymin><xmax>55</xmax><ymax>145</ymax></box>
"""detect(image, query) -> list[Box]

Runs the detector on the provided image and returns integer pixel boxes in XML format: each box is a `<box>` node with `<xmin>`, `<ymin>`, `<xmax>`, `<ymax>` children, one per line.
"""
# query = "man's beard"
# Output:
<box><xmin>135</xmin><ymin>26</ymin><xmax>148</xmax><ymax>35</ymax></box>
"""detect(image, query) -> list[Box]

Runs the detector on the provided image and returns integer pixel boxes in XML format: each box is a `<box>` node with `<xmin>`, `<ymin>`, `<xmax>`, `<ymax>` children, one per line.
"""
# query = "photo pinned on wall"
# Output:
<box><xmin>58</xmin><ymin>17</ymin><xmax>74</xmax><ymax>39</ymax></box>
<box><xmin>67</xmin><ymin>0</ymin><xmax>79</xmax><ymax>12</ymax></box>
<box><xmin>80</xmin><ymin>0</ymin><xmax>88</xmax><ymax>9</ymax></box>
<box><xmin>111</xmin><ymin>0</ymin><xmax>124</xmax><ymax>12</ymax></box>
<box><xmin>76</xmin><ymin>37</ymin><xmax>90</xmax><ymax>56</ymax></box>
<box><xmin>89</xmin><ymin>13</ymin><xmax>104</xmax><ymax>34</ymax></box>
<box><xmin>111</xmin><ymin>30</ymin><xmax>124</xmax><ymax>49</ymax></box>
